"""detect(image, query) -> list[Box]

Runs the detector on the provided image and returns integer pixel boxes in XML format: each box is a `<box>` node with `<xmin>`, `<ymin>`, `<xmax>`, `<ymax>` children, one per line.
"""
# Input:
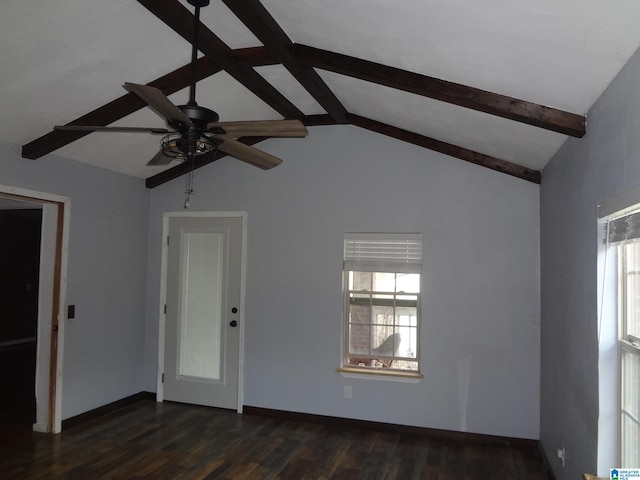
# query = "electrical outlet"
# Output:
<box><xmin>557</xmin><ymin>445</ymin><xmax>565</xmax><ymax>467</ymax></box>
<box><xmin>344</xmin><ymin>385</ymin><xmax>352</xmax><ymax>399</ymax></box>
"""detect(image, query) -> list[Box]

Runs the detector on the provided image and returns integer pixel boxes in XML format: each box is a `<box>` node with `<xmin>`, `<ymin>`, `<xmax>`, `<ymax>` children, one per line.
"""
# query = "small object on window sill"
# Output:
<box><xmin>338</xmin><ymin>366</ymin><xmax>423</xmax><ymax>380</ymax></box>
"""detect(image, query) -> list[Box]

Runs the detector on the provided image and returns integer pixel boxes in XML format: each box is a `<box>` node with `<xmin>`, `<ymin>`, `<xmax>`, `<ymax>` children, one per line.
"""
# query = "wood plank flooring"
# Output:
<box><xmin>0</xmin><ymin>400</ymin><xmax>553</xmax><ymax>479</ymax></box>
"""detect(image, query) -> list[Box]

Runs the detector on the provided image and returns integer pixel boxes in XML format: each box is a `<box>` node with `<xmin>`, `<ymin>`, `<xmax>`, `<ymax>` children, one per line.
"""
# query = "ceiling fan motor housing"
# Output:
<box><xmin>175</xmin><ymin>104</ymin><xmax>219</xmax><ymax>129</ymax></box>
<box><xmin>162</xmin><ymin>104</ymin><xmax>220</xmax><ymax>158</ymax></box>
<box><xmin>188</xmin><ymin>0</ymin><xmax>210</xmax><ymax>7</ymax></box>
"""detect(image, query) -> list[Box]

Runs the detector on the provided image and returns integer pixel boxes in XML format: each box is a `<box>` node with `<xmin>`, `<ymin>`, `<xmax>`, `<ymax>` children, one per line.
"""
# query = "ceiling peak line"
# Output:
<box><xmin>293</xmin><ymin>44</ymin><xmax>586</xmax><ymax>139</ymax></box>
<box><xmin>348</xmin><ymin>114</ymin><xmax>541</xmax><ymax>184</ymax></box>
<box><xmin>221</xmin><ymin>0</ymin><xmax>349</xmax><ymax>124</ymax></box>
<box><xmin>137</xmin><ymin>0</ymin><xmax>304</xmax><ymax>120</ymax></box>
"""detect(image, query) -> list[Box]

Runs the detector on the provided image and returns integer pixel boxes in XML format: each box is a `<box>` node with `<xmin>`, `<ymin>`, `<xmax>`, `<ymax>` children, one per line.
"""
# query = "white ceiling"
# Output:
<box><xmin>2</xmin><ymin>0</ymin><xmax>640</xmax><ymax>180</ymax></box>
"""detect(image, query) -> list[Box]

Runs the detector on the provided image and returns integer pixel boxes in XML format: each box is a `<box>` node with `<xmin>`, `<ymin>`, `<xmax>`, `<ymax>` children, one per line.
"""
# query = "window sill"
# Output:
<box><xmin>338</xmin><ymin>366</ymin><xmax>423</xmax><ymax>383</ymax></box>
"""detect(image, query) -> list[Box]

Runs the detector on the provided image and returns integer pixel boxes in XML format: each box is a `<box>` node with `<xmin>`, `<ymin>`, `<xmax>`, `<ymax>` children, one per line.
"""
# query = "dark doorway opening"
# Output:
<box><xmin>0</xmin><ymin>208</ymin><xmax>42</xmax><ymax>432</ymax></box>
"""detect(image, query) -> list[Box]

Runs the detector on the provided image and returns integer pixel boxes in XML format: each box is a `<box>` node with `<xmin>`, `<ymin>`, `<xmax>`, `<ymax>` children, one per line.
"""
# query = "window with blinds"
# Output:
<box><xmin>603</xmin><ymin>208</ymin><xmax>640</xmax><ymax>467</ymax></box>
<box><xmin>341</xmin><ymin>233</ymin><xmax>422</xmax><ymax>375</ymax></box>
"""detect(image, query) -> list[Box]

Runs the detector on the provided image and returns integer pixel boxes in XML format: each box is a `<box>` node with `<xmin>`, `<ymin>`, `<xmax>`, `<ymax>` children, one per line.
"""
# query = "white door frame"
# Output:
<box><xmin>0</xmin><ymin>184</ymin><xmax>70</xmax><ymax>433</ymax></box>
<box><xmin>157</xmin><ymin>211</ymin><xmax>246</xmax><ymax>412</ymax></box>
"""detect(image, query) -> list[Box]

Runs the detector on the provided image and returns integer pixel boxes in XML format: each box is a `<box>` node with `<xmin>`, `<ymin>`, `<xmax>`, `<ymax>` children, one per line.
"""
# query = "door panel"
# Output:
<box><xmin>163</xmin><ymin>215</ymin><xmax>242</xmax><ymax>409</ymax></box>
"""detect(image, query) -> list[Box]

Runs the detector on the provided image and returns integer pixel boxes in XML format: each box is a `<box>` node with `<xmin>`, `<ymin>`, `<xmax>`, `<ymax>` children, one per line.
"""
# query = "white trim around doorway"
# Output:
<box><xmin>0</xmin><ymin>184</ymin><xmax>70</xmax><ymax>433</ymax></box>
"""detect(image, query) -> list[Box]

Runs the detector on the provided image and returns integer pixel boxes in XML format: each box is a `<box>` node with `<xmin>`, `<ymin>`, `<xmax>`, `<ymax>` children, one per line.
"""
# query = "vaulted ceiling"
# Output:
<box><xmin>3</xmin><ymin>0</ymin><xmax>640</xmax><ymax>188</ymax></box>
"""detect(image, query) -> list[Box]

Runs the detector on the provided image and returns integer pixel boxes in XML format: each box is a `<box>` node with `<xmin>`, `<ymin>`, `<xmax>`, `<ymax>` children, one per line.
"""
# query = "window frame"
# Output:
<box><xmin>617</xmin><ymin>240</ymin><xmax>640</xmax><ymax>467</ymax></box>
<box><xmin>339</xmin><ymin>233</ymin><xmax>423</xmax><ymax>379</ymax></box>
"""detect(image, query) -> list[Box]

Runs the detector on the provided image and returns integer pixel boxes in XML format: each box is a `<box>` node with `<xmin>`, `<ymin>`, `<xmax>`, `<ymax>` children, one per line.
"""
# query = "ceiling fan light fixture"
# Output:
<box><xmin>161</xmin><ymin>132</ymin><xmax>217</xmax><ymax>160</ymax></box>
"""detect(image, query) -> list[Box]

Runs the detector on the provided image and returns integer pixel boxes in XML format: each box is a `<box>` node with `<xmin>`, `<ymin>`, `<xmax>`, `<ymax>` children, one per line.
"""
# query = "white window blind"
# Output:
<box><xmin>344</xmin><ymin>233</ymin><xmax>422</xmax><ymax>274</ymax></box>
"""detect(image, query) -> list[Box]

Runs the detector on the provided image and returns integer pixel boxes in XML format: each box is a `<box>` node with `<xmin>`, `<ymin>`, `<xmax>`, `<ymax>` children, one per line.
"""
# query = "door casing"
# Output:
<box><xmin>0</xmin><ymin>184</ymin><xmax>70</xmax><ymax>433</ymax></box>
<box><xmin>156</xmin><ymin>211</ymin><xmax>246</xmax><ymax>412</ymax></box>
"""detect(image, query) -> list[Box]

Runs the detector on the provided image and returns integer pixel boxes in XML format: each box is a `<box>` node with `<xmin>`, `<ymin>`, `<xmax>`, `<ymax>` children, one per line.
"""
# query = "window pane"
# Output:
<box><xmin>621</xmin><ymin>349</ymin><xmax>640</xmax><ymax>467</ymax></box>
<box><xmin>349</xmin><ymin>303</ymin><xmax>371</xmax><ymax>324</ymax></box>
<box><xmin>397</xmin><ymin>273</ymin><xmax>420</xmax><ymax>293</ymax></box>
<box><xmin>622</xmin><ymin>349</ymin><xmax>639</xmax><ymax>421</ymax></box>
<box><xmin>397</xmin><ymin>305</ymin><xmax>418</xmax><ymax>322</ymax></box>
<box><xmin>621</xmin><ymin>413</ymin><xmax>639</xmax><ymax>468</ymax></box>
<box><xmin>396</xmin><ymin>326</ymin><xmax>418</xmax><ymax>359</ymax></box>
<box><xmin>348</xmin><ymin>323</ymin><xmax>371</xmax><ymax>355</ymax></box>
<box><xmin>627</xmin><ymin>241</ymin><xmax>640</xmax><ymax>339</ymax></box>
<box><xmin>179</xmin><ymin>232</ymin><xmax>223</xmax><ymax>380</ymax></box>
<box><xmin>372</xmin><ymin>272</ymin><xmax>396</xmax><ymax>292</ymax></box>
<box><xmin>371</xmin><ymin>325</ymin><xmax>397</xmax><ymax>353</ymax></box>
<box><xmin>352</xmin><ymin>271</ymin><xmax>372</xmax><ymax>291</ymax></box>
<box><xmin>372</xmin><ymin>305</ymin><xmax>395</xmax><ymax>326</ymax></box>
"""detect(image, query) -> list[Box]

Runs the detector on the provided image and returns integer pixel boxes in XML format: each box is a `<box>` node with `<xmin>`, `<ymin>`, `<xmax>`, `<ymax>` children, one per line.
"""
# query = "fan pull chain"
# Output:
<box><xmin>183</xmin><ymin>173</ymin><xmax>194</xmax><ymax>209</ymax></box>
<box><xmin>184</xmin><ymin>155</ymin><xmax>195</xmax><ymax>209</ymax></box>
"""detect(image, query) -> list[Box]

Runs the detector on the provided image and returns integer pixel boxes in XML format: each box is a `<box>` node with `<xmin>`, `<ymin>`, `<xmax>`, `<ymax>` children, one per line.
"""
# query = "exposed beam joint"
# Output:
<box><xmin>232</xmin><ymin>46</ymin><xmax>278</xmax><ymax>67</ymax></box>
<box><xmin>294</xmin><ymin>44</ymin><xmax>586</xmax><ymax>138</ymax></box>
<box><xmin>221</xmin><ymin>0</ymin><xmax>348</xmax><ymax>124</ymax></box>
<box><xmin>348</xmin><ymin>114</ymin><xmax>541</xmax><ymax>184</ymax></box>
<box><xmin>137</xmin><ymin>0</ymin><xmax>303</xmax><ymax>120</ymax></box>
<box><xmin>302</xmin><ymin>114</ymin><xmax>337</xmax><ymax>126</ymax></box>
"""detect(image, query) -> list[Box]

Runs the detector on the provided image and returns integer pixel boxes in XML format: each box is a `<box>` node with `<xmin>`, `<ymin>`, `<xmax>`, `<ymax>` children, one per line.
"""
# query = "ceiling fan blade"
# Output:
<box><xmin>208</xmin><ymin>120</ymin><xmax>308</xmax><ymax>138</ymax></box>
<box><xmin>54</xmin><ymin>125</ymin><xmax>170</xmax><ymax>134</ymax></box>
<box><xmin>123</xmin><ymin>82</ymin><xmax>192</xmax><ymax>127</ymax></box>
<box><xmin>147</xmin><ymin>150</ymin><xmax>175</xmax><ymax>166</ymax></box>
<box><xmin>211</xmin><ymin>135</ymin><xmax>283</xmax><ymax>170</ymax></box>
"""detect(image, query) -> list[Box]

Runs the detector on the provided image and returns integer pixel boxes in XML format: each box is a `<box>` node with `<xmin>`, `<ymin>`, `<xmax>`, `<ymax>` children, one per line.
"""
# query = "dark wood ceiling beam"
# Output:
<box><xmin>22</xmin><ymin>57</ymin><xmax>223</xmax><ymax>160</ymax></box>
<box><xmin>23</xmin><ymin>47</ymin><xmax>277</xmax><ymax>160</ymax></box>
<box><xmin>302</xmin><ymin>114</ymin><xmax>337</xmax><ymax>126</ymax></box>
<box><xmin>221</xmin><ymin>0</ymin><xmax>349</xmax><ymax>124</ymax></box>
<box><xmin>137</xmin><ymin>0</ymin><xmax>303</xmax><ymax>120</ymax></box>
<box><xmin>348</xmin><ymin>114</ymin><xmax>541</xmax><ymax>184</ymax></box>
<box><xmin>293</xmin><ymin>44</ymin><xmax>586</xmax><ymax>138</ymax></box>
<box><xmin>232</xmin><ymin>46</ymin><xmax>278</xmax><ymax>67</ymax></box>
<box><xmin>145</xmin><ymin>137</ymin><xmax>267</xmax><ymax>189</ymax></box>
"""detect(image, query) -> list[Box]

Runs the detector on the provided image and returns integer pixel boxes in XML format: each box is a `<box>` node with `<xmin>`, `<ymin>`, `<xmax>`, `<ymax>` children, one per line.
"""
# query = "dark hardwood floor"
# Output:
<box><xmin>0</xmin><ymin>342</ymin><xmax>36</xmax><ymax>441</ymax></box>
<box><xmin>0</xmin><ymin>400</ymin><xmax>553</xmax><ymax>479</ymax></box>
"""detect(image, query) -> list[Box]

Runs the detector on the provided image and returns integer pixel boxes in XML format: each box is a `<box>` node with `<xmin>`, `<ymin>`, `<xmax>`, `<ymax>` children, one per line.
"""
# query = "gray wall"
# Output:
<box><xmin>145</xmin><ymin>125</ymin><xmax>541</xmax><ymax>439</ymax></box>
<box><xmin>0</xmin><ymin>142</ymin><xmax>150</xmax><ymax>419</ymax></box>
<box><xmin>540</xmin><ymin>47</ymin><xmax>640</xmax><ymax>478</ymax></box>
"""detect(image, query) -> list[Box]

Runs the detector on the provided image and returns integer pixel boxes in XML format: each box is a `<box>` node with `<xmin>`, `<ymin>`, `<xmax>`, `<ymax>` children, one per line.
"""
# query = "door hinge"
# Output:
<box><xmin>164</xmin><ymin>304</ymin><xmax>167</xmax><ymax>314</ymax></box>
<box><xmin>161</xmin><ymin>373</ymin><xmax>164</xmax><ymax>383</ymax></box>
<box><xmin>166</xmin><ymin>235</ymin><xmax>170</xmax><ymax>246</ymax></box>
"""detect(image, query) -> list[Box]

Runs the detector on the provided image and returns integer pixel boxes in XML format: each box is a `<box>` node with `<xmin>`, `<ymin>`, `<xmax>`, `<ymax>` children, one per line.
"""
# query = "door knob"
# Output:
<box><xmin>229</xmin><ymin>320</ymin><xmax>238</xmax><ymax>327</ymax></box>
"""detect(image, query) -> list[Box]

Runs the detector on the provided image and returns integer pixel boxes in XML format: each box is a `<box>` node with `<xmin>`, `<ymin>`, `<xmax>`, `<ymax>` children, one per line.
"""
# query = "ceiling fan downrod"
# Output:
<box><xmin>171</xmin><ymin>0</ymin><xmax>219</xmax><ymax>142</ymax></box>
<box><xmin>160</xmin><ymin>0</ymin><xmax>219</xmax><ymax>163</ymax></box>
<box><xmin>187</xmin><ymin>0</ymin><xmax>210</xmax><ymax>107</ymax></box>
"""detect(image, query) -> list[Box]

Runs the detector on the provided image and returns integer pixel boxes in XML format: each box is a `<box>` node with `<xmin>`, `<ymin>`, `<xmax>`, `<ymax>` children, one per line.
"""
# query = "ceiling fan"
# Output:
<box><xmin>54</xmin><ymin>0</ymin><xmax>308</xmax><ymax>170</ymax></box>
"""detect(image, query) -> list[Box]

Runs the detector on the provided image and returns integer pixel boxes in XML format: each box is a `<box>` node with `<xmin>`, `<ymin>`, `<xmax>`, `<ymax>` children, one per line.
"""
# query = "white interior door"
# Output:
<box><xmin>163</xmin><ymin>214</ymin><xmax>243</xmax><ymax>409</ymax></box>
